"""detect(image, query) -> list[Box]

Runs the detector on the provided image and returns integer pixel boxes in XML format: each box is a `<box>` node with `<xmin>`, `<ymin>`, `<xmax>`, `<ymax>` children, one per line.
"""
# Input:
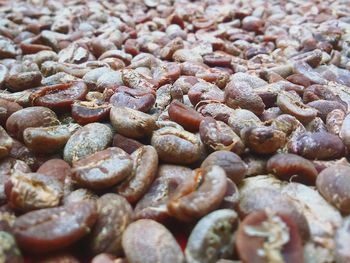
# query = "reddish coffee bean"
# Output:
<box><xmin>267</xmin><ymin>153</ymin><xmax>318</xmax><ymax>185</ymax></box>
<box><xmin>316</xmin><ymin>165</ymin><xmax>350</xmax><ymax>214</ymax></box>
<box><xmin>286</xmin><ymin>73</ymin><xmax>312</xmax><ymax>87</ymax></box>
<box><xmin>288</xmin><ymin>132</ymin><xmax>345</xmax><ymax>160</ymax></box>
<box><xmin>195</xmin><ymin>68</ymin><xmax>230</xmax><ymax>89</ymax></box>
<box><xmin>13</xmin><ymin>200</ymin><xmax>97</xmax><ymax>254</ymax></box>
<box><xmin>109</xmin><ymin>86</ymin><xmax>155</xmax><ymax>113</ymax></box>
<box><xmin>238</xmin><ymin>187</ymin><xmax>310</xmax><ymax>241</ymax></box>
<box><xmin>110</xmin><ymin>107</ymin><xmax>156</xmax><ymax>139</ymax></box>
<box><xmin>224</xmin><ymin>80</ymin><xmax>265</xmax><ymax>115</ymax></box>
<box><xmin>5</xmin><ymin>171</ymin><xmax>63</xmax><ymax>212</ymax></box>
<box><xmin>203</xmin><ymin>52</ymin><xmax>232</xmax><ymax>67</ymax></box>
<box><xmin>0</xmin><ymin>126</ymin><xmax>13</xmax><ymax>159</ymax></box>
<box><xmin>236</xmin><ymin>211</ymin><xmax>304</xmax><ymax>263</ymax></box>
<box><xmin>63</xmin><ymin>123</ymin><xmax>113</xmax><ymax>164</ymax></box>
<box><xmin>20</xmin><ymin>43</ymin><xmax>52</xmax><ymax>54</ymax></box>
<box><xmin>219</xmin><ymin>178</ymin><xmax>240</xmax><ymax>210</ymax></box>
<box><xmin>303</xmin><ymin>84</ymin><xmax>340</xmax><ymax>103</ymax></box>
<box><xmin>122</xmin><ymin>219</ymin><xmax>185</xmax><ymax>263</ymax></box>
<box><xmin>307</xmin><ymin>100</ymin><xmax>346</xmax><ymax>121</ymax></box>
<box><xmin>112</xmin><ymin>134</ymin><xmax>144</xmax><ymax>155</ymax></box>
<box><xmin>197</xmin><ymin>102</ymin><xmax>234</xmax><ymax>124</ymax></box>
<box><xmin>116</xmin><ymin>146</ymin><xmax>158</xmax><ymax>204</ymax></box>
<box><xmin>153</xmin><ymin>62</ymin><xmax>181</xmax><ymax>86</ymax></box>
<box><xmin>242</xmin><ymin>16</ymin><xmax>264</xmax><ymax>33</ymax></box>
<box><xmin>37</xmin><ymin>159</ymin><xmax>71</xmax><ymax>183</ymax></box>
<box><xmin>185</xmin><ymin>209</ymin><xmax>238</xmax><ymax>263</ymax></box>
<box><xmin>151</xmin><ymin>127</ymin><xmax>201</xmax><ymax>165</ymax></box>
<box><xmin>199</xmin><ymin>118</ymin><xmax>245</xmax><ymax>155</ymax></box>
<box><xmin>5</xmin><ymin>64</ymin><xmax>42</xmax><ymax>92</ymax></box>
<box><xmin>122</xmin><ymin>68</ymin><xmax>156</xmax><ymax>93</ymax></box>
<box><xmin>188</xmin><ymin>82</ymin><xmax>224</xmax><ymax>106</ymax></box>
<box><xmin>30</xmin><ymin>82</ymin><xmax>88</xmax><ymax>111</ymax></box>
<box><xmin>23</xmin><ymin>125</ymin><xmax>71</xmax><ymax>154</ymax></box>
<box><xmin>168</xmin><ymin>100</ymin><xmax>204</xmax><ymax>131</ymax></box>
<box><xmin>88</xmin><ymin>194</ymin><xmax>133</xmax><ymax>255</ymax></box>
<box><xmin>168</xmin><ymin>165</ymin><xmax>227</xmax><ymax>221</ymax></box>
<box><xmin>134</xmin><ymin>164</ymin><xmax>193</xmax><ymax>222</ymax></box>
<box><xmin>72</xmin><ymin>147</ymin><xmax>132</xmax><ymax>190</ymax></box>
<box><xmin>326</xmin><ymin>109</ymin><xmax>345</xmax><ymax>135</ymax></box>
<box><xmin>6</xmin><ymin>106</ymin><xmax>60</xmax><ymax>141</ymax></box>
<box><xmin>71</xmin><ymin>100</ymin><xmax>110</xmax><ymax>125</ymax></box>
<box><xmin>201</xmin><ymin>151</ymin><xmax>247</xmax><ymax>184</ymax></box>
<box><xmin>0</xmin><ymin>98</ymin><xmax>22</xmax><ymax>126</ymax></box>
<box><xmin>241</xmin><ymin>126</ymin><xmax>286</xmax><ymax>155</ymax></box>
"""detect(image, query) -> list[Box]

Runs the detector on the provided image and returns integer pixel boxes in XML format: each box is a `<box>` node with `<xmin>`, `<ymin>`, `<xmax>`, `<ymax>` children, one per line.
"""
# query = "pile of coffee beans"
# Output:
<box><xmin>1</xmin><ymin>0</ymin><xmax>350</xmax><ymax>262</ymax></box>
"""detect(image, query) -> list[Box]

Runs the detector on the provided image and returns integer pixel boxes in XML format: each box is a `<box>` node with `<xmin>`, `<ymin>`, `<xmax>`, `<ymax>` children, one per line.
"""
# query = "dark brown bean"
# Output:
<box><xmin>5</xmin><ymin>171</ymin><xmax>63</xmax><ymax>212</ymax></box>
<box><xmin>267</xmin><ymin>153</ymin><xmax>318</xmax><ymax>185</ymax></box>
<box><xmin>153</xmin><ymin>62</ymin><xmax>181</xmax><ymax>86</ymax></box>
<box><xmin>116</xmin><ymin>145</ymin><xmax>158</xmax><ymax>204</ymax></box>
<box><xmin>72</xmin><ymin>147</ymin><xmax>132</xmax><ymax>190</ymax></box>
<box><xmin>167</xmin><ymin>165</ymin><xmax>227</xmax><ymax>221</ymax></box>
<box><xmin>151</xmin><ymin>127</ymin><xmax>201</xmax><ymax>165</ymax></box>
<box><xmin>185</xmin><ymin>209</ymin><xmax>238</xmax><ymax>263</ymax></box>
<box><xmin>88</xmin><ymin>194</ymin><xmax>133</xmax><ymax>255</ymax></box>
<box><xmin>112</xmin><ymin>134</ymin><xmax>144</xmax><ymax>155</ymax></box>
<box><xmin>13</xmin><ymin>200</ymin><xmax>97</xmax><ymax>254</ymax></box>
<box><xmin>122</xmin><ymin>219</ymin><xmax>185</xmax><ymax>263</ymax></box>
<box><xmin>71</xmin><ymin>101</ymin><xmax>111</xmax><ymax>125</ymax></box>
<box><xmin>0</xmin><ymin>98</ymin><xmax>22</xmax><ymax>126</ymax></box>
<box><xmin>199</xmin><ymin>118</ymin><xmax>245</xmax><ymax>155</ymax></box>
<box><xmin>6</xmin><ymin>106</ymin><xmax>60</xmax><ymax>141</ymax></box>
<box><xmin>201</xmin><ymin>151</ymin><xmax>247</xmax><ymax>184</ymax></box>
<box><xmin>63</xmin><ymin>123</ymin><xmax>112</xmax><ymax>164</ymax></box>
<box><xmin>316</xmin><ymin>165</ymin><xmax>350</xmax><ymax>214</ymax></box>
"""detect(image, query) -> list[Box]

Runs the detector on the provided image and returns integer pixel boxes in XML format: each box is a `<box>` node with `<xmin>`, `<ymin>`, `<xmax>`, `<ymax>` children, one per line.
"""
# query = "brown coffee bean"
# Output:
<box><xmin>326</xmin><ymin>109</ymin><xmax>345</xmax><ymax>135</ymax></box>
<box><xmin>5</xmin><ymin>171</ymin><xmax>63</xmax><ymax>212</ymax></box>
<box><xmin>241</xmin><ymin>126</ymin><xmax>286</xmax><ymax>154</ymax></box>
<box><xmin>122</xmin><ymin>68</ymin><xmax>156</xmax><ymax>93</ymax></box>
<box><xmin>224</xmin><ymin>80</ymin><xmax>265</xmax><ymax>115</ymax></box>
<box><xmin>153</xmin><ymin>62</ymin><xmax>181</xmax><ymax>86</ymax></box>
<box><xmin>185</xmin><ymin>209</ymin><xmax>238</xmax><ymax>263</ymax></box>
<box><xmin>199</xmin><ymin>118</ymin><xmax>245</xmax><ymax>155</ymax></box>
<box><xmin>72</xmin><ymin>147</ymin><xmax>132</xmax><ymax>190</ymax></box>
<box><xmin>238</xmin><ymin>187</ymin><xmax>310</xmax><ymax>241</ymax></box>
<box><xmin>288</xmin><ymin>132</ymin><xmax>345</xmax><ymax>160</ymax></box>
<box><xmin>307</xmin><ymin>100</ymin><xmax>346</xmax><ymax>121</ymax></box>
<box><xmin>267</xmin><ymin>153</ymin><xmax>318</xmax><ymax>185</ymax></box>
<box><xmin>227</xmin><ymin>109</ymin><xmax>262</xmax><ymax>135</ymax></box>
<box><xmin>5</xmin><ymin>63</ymin><xmax>42</xmax><ymax>92</ymax></box>
<box><xmin>88</xmin><ymin>194</ymin><xmax>133</xmax><ymax>255</ymax></box>
<box><xmin>110</xmin><ymin>107</ymin><xmax>156</xmax><ymax>139</ymax></box>
<box><xmin>0</xmin><ymin>126</ymin><xmax>13</xmax><ymax>159</ymax></box>
<box><xmin>188</xmin><ymin>82</ymin><xmax>224</xmax><ymax>106</ymax></box>
<box><xmin>277</xmin><ymin>91</ymin><xmax>317</xmax><ymax>124</ymax></box>
<box><xmin>201</xmin><ymin>151</ymin><xmax>247</xmax><ymax>184</ymax></box>
<box><xmin>116</xmin><ymin>146</ymin><xmax>158</xmax><ymax>204</ymax></box>
<box><xmin>37</xmin><ymin>159</ymin><xmax>71</xmax><ymax>183</ymax></box>
<box><xmin>134</xmin><ymin>164</ymin><xmax>193</xmax><ymax>222</ymax></box>
<box><xmin>293</xmin><ymin>61</ymin><xmax>326</xmax><ymax>85</ymax></box>
<box><xmin>13</xmin><ymin>200</ymin><xmax>97</xmax><ymax>254</ymax></box>
<box><xmin>168</xmin><ymin>100</ymin><xmax>204</xmax><ymax>131</ymax></box>
<box><xmin>63</xmin><ymin>123</ymin><xmax>112</xmax><ymax>164</ymax></box>
<box><xmin>0</xmin><ymin>98</ymin><xmax>22</xmax><ymax>126</ymax></box>
<box><xmin>151</xmin><ymin>127</ymin><xmax>201</xmax><ymax>165</ymax></box>
<box><xmin>167</xmin><ymin>165</ymin><xmax>227</xmax><ymax>221</ymax></box>
<box><xmin>112</xmin><ymin>134</ymin><xmax>144</xmax><ymax>155</ymax></box>
<box><xmin>71</xmin><ymin>101</ymin><xmax>111</xmax><ymax>125</ymax></box>
<box><xmin>197</xmin><ymin>102</ymin><xmax>234</xmax><ymax>124</ymax></box>
<box><xmin>23</xmin><ymin>124</ymin><xmax>71</xmax><ymax>154</ymax></box>
<box><xmin>316</xmin><ymin>165</ymin><xmax>350</xmax><ymax>214</ymax></box>
<box><xmin>6</xmin><ymin>106</ymin><xmax>60</xmax><ymax>141</ymax></box>
<box><xmin>270</xmin><ymin>114</ymin><xmax>302</xmax><ymax>136</ymax></box>
<box><xmin>236</xmin><ymin>211</ymin><xmax>304</xmax><ymax>263</ymax></box>
<box><xmin>122</xmin><ymin>219</ymin><xmax>185</xmax><ymax>263</ymax></box>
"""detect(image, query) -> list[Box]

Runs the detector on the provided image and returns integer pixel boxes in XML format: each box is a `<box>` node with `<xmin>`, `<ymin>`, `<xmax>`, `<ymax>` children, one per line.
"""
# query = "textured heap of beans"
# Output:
<box><xmin>1</xmin><ymin>0</ymin><xmax>350</xmax><ymax>262</ymax></box>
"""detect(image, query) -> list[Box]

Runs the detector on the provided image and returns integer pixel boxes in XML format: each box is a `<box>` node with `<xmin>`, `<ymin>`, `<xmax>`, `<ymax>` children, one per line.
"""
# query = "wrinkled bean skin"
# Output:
<box><xmin>63</xmin><ymin>123</ymin><xmax>112</xmax><ymax>164</ymax></box>
<box><xmin>151</xmin><ymin>127</ymin><xmax>201</xmax><ymax>165</ymax></box>
<box><xmin>5</xmin><ymin>171</ymin><xmax>63</xmax><ymax>212</ymax></box>
<box><xmin>23</xmin><ymin>125</ymin><xmax>71</xmax><ymax>154</ymax></box>
<box><xmin>201</xmin><ymin>151</ymin><xmax>247</xmax><ymax>184</ymax></box>
<box><xmin>13</xmin><ymin>200</ymin><xmax>97</xmax><ymax>254</ymax></box>
<box><xmin>116</xmin><ymin>146</ymin><xmax>158</xmax><ymax>204</ymax></box>
<box><xmin>228</xmin><ymin>109</ymin><xmax>262</xmax><ymax>135</ymax></box>
<box><xmin>185</xmin><ymin>209</ymin><xmax>238</xmax><ymax>263</ymax></box>
<box><xmin>168</xmin><ymin>100</ymin><xmax>204</xmax><ymax>131</ymax></box>
<box><xmin>88</xmin><ymin>194</ymin><xmax>133</xmax><ymax>255</ymax></box>
<box><xmin>197</xmin><ymin>102</ymin><xmax>234</xmax><ymax>124</ymax></box>
<box><xmin>72</xmin><ymin>147</ymin><xmax>132</xmax><ymax>190</ymax></box>
<box><xmin>110</xmin><ymin>107</ymin><xmax>156</xmax><ymax>139</ymax></box>
<box><xmin>122</xmin><ymin>219</ymin><xmax>185</xmax><ymax>263</ymax></box>
<box><xmin>316</xmin><ymin>165</ymin><xmax>350</xmax><ymax>214</ymax></box>
<box><xmin>288</xmin><ymin>132</ymin><xmax>345</xmax><ymax>160</ymax></box>
<box><xmin>199</xmin><ymin>118</ymin><xmax>245</xmax><ymax>155</ymax></box>
<box><xmin>241</xmin><ymin>126</ymin><xmax>286</xmax><ymax>154</ymax></box>
<box><xmin>30</xmin><ymin>82</ymin><xmax>88</xmax><ymax>111</ymax></box>
<box><xmin>0</xmin><ymin>231</ymin><xmax>23</xmax><ymax>263</ymax></box>
<box><xmin>224</xmin><ymin>80</ymin><xmax>265</xmax><ymax>115</ymax></box>
<box><xmin>267</xmin><ymin>153</ymin><xmax>318</xmax><ymax>185</ymax></box>
<box><xmin>167</xmin><ymin>165</ymin><xmax>227</xmax><ymax>222</ymax></box>
<box><xmin>134</xmin><ymin>164</ymin><xmax>193</xmax><ymax>222</ymax></box>
<box><xmin>6</xmin><ymin>107</ymin><xmax>60</xmax><ymax>141</ymax></box>
<box><xmin>236</xmin><ymin>211</ymin><xmax>304</xmax><ymax>263</ymax></box>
